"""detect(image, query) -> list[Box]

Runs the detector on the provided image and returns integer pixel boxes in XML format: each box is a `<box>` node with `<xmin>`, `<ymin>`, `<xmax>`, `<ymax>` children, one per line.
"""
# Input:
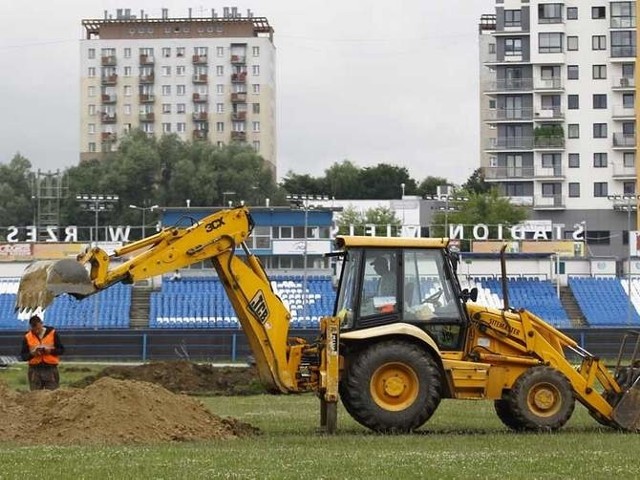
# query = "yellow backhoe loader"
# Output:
<box><xmin>16</xmin><ymin>206</ymin><xmax>640</xmax><ymax>433</ymax></box>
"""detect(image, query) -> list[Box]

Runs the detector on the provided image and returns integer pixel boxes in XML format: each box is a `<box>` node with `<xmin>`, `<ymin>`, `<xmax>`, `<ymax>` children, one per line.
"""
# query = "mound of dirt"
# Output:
<box><xmin>0</xmin><ymin>377</ymin><xmax>259</xmax><ymax>445</ymax></box>
<box><xmin>72</xmin><ymin>361</ymin><xmax>266</xmax><ymax>395</ymax></box>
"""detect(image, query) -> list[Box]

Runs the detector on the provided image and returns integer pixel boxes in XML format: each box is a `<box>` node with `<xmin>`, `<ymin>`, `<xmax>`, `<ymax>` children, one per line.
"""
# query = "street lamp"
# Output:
<box><xmin>223</xmin><ymin>191</ymin><xmax>236</xmax><ymax>207</ymax></box>
<box><xmin>400</xmin><ymin>183</ymin><xmax>406</xmax><ymax>226</ymax></box>
<box><xmin>76</xmin><ymin>194</ymin><xmax>119</xmax><ymax>243</ymax></box>
<box><xmin>607</xmin><ymin>194</ymin><xmax>640</xmax><ymax>325</ymax></box>
<box><xmin>425</xmin><ymin>188</ymin><xmax>469</xmax><ymax>237</ymax></box>
<box><xmin>286</xmin><ymin>194</ymin><xmax>329</xmax><ymax>322</ymax></box>
<box><xmin>129</xmin><ymin>203</ymin><xmax>159</xmax><ymax>239</ymax></box>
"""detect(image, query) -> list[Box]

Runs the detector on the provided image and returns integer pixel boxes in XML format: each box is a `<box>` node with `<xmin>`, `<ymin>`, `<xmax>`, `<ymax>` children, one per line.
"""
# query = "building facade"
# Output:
<box><xmin>480</xmin><ymin>1</ymin><xmax>637</xmax><ymax>258</ymax></box>
<box><xmin>79</xmin><ymin>7</ymin><xmax>276</xmax><ymax>171</ymax></box>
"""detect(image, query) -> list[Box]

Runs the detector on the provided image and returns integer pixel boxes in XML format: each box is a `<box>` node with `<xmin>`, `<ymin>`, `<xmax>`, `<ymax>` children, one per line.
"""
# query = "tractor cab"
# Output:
<box><xmin>333</xmin><ymin>236</ymin><xmax>476</xmax><ymax>350</ymax></box>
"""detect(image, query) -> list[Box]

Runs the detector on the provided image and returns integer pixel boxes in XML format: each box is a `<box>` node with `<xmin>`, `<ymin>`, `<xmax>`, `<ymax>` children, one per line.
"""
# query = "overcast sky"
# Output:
<box><xmin>0</xmin><ymin>0</ymin><xmax>493</xmax><ymax>184</ymax></box>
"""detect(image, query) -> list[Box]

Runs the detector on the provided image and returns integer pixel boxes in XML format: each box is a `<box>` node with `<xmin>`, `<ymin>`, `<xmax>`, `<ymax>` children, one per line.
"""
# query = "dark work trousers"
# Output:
<box><xmin>28</xmin><ymin>364</ymin><xmax>60</xmax><ymax>390</ymax></box>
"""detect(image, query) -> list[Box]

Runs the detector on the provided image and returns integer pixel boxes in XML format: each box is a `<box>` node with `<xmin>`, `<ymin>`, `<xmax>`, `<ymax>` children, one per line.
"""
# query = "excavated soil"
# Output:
<box><xmin>0</xmin><ymin>377</ymin><xmax>259</xmax><ymax>445</ymax></box>
<box><xmin>72</xmin><ymin>361</ymin><xmax>266</xmax><ymax>395</ymax></box>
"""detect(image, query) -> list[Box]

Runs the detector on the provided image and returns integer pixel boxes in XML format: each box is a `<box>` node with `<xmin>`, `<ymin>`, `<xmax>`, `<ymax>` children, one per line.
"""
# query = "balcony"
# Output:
<box><xmin>613</xmin><ymin>133</ymin><xmax>636</xmax><ymax>148</ymax></box>
<box><xmin>192</xmin><ymin>112</ymin><xmax>208</xmax><ymax>121</ymax></box>
<box><xmin>483</xmin><ymin>108</ymin><xmax>533</xmax><ymax>122</ymax></box>
<box><xmin>534</xmin><ymin>78</ymin><xmax>563</xmax><ymax>91</ymax></box>
<box><xmin>534</xmin><ymin>107</ymin><xmax>564</xmax><ymax>121</ymax></box>
<box><xmin>484</xmin><ymin>78</ymin><xmax>533</xmax><ymax>92</ymax></box>
<box><xmin>192</xmin><ymin>73</ymin><xmax>208</xmax><ymax>84</ymax></box>
<box><xmin>231</xmin><ymin>92</ymin><xmax>247</xmax><ymax>103</ymax></box>
<box><xmin>101</xmin><ymin>55</ymin><xmax>116</xmax><ymax>66</ymax></box>
<box><xmin>231</xmin><ymin>55</ymin><xmax>246</xmax><ymax>64</ymax></box>
<box><xmin>612</xmin><ymin>105</ymin><xmax>635</xmax><ymax>119</ymax></box>
<box><xmin>534</xmin><ymin>136</ymin><xmax>565</xmax><ymax>149</ymax></box>
<box><xmin>101</xmin><ymin>112</ymin><xmax>117</xmax><ymax>123</ymax></box>
<box><xmin>231</xmin><ymin>72</ymin><xmax>247</xmax><ymax>83</ymax></box>
<box><xmin>533</xmin><ymin>195</ymin><xmax>566</xmax><ymax>210</ymax></box>
<box><xmin>192</xmin><ymin>55</ymin><xmax>208</xmax><ymax>64</ymax></box>
<box><xmin>139</xmin><ymin>93</ymin><xmax>155</xmax><ymax>103</ymax></box>
<box><xmin>193</xmin><ymin>130</ymin><xmax>208</xmax><ymax>140</ymax></box>
<box><xmin>231</xmin><ymin>131</ymin><xmax>247</xmax><ymax>142</ymax></box>
<box><xmin>101</xmin><ymin>93</ymin><xmax>117</xmax><ymax>104</ymax></box>
<box><xmin>534</xmin><ymin>165</ymin><xmax>564</xmax><ymax>179</ymax></box>
<box><xmin>101</xmin><ymin>132</ymin><xmax>117</xmax><ymax>143</ymax></box>
<box><xmin>484</xmin><ymin>166</ymin><xmax>534</xmax><ymax>181</ymax></box>
<box><xmin>139</xmin><ymin>54</ymin><xmax>155</xmax><ymax>65</ymax></box>
<box><xmin>612</xmin><ymin>76</ymin><xmax>635</xmax><ymax>90</ymax></box>
<box><xmin>139</xmin><ymin>73</ymin><xmax>155</xmax><ymax>84</ymax></box>
<box><xmin>193</xmin><ymin>93</ymin><xmax>208</xmax><ymax>103</ymax></box>
<box><xmin>139</xmin><ymin>112</ymin><xmax>155</xmax><ymax>122</ymax></box>
<box><xmin>611</xmin><ymin>46</ymin><xmax>637</xmax><ymax>59</ymax></box>
<box><xmin>485</xmin><ymin>137</ymin><xmax>534</xmax><ymax>151</ymax></box>
<box><xmin>101</xmin><ymin>74</ymin><xmax>117</xmax><ymax>85</ymax></box>
<box><xmin>612</xmin><ymin>162</ymin><xmax>636</xmax><ymax>178</ymax></box>
<box><xmin>231</xmin><ymin>111</ymin><xmax>247</xmax><ymax>121</ymax></box>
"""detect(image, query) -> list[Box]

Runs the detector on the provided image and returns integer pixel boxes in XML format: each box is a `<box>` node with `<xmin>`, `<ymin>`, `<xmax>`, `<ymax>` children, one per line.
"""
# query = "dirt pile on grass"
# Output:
<box><xmin>73</xmin><ymin>360</ymin><xmax>266</xmax><ymax>395</ymax></box>
<box><xmin>0</xmin><ymin>377</ymin><xmax>259</xmax><ymax>445</ymax></box>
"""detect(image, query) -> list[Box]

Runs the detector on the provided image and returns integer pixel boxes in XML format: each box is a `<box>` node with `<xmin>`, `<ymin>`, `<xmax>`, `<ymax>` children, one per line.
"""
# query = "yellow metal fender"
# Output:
<box><xmin>340</xmin><ymin>323</ymin><xmax>441</xmax><ymax>356</ymax></box>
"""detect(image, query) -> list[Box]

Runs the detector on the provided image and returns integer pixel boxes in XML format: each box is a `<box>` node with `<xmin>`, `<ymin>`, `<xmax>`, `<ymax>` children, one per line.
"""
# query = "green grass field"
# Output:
<box><xmin>2</xmin><ymin>364</ymin><xmax>640</xmax><ymax>480</ymax></box>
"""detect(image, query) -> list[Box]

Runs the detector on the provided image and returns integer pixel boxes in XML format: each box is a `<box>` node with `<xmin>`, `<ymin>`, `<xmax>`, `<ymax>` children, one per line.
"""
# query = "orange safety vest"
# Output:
<box><xmin>24</xmin><ymin>328</ymin><xmax>60</xmax><ymax>366</ymax></box>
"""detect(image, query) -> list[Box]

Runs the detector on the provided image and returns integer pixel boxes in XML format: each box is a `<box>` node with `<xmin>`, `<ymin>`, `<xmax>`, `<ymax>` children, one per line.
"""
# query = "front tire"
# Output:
<box><xmin>496</xmin><ymin>366</ymin><xmax>575</xmax><ymax>432</ymax></box>
<box><xmin>339</xmin><ymin>340</ymin><xmax>442</xmax><ymax>433</ymax></box>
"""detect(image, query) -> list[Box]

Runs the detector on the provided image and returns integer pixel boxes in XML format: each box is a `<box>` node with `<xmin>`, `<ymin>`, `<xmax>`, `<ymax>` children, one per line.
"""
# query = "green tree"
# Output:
<box><xmin>462</xmin><ymin>168</ymin><xmax>490</xmax><ymax>194</ymax></box>
<box><xmin>417</xmin><ymin>176</ymin><xmax>450</xmax><ymax>197</ymax></box>
<box><xmin>280</xmin><ymin>172</ymin><xmax>327</xmax><ymax>197</ymax></box>
<box><xmin>360</xmin><ymin>164</ymin><xmax>416</xmax><ymax>199</ymax></box>
<box><xmin>336</xmin><ymin>205</ymin><xmax>401</xmax><ymax>236</ymax></box>
<box><xmin>0</xmin><ymin>153</ymin><xmax>34</xmax><ymax>228</ymax></box>
<box><xmin>324</xmin><ymin>160</ymin><xmax>361</xmax><ymax>199</ymax></box>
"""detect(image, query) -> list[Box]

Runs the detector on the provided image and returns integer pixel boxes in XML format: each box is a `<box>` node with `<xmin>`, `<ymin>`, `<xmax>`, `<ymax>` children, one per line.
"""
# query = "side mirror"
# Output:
<box><xmin>460</xmin><ymin>287</ymin><xmax>478</xmax><ymax>303</ymax></box>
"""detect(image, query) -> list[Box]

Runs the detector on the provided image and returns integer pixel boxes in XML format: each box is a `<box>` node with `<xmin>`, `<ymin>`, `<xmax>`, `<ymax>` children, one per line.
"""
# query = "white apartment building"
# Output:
<box><xmin>79</xmin><ymin>7</ymin><xmax>277</xmax><ymax>172</ymax></box>
<box><xmin>480</xmin><ymin>1</ymin><xmax>637</xmax><ymax>258</ymax></box>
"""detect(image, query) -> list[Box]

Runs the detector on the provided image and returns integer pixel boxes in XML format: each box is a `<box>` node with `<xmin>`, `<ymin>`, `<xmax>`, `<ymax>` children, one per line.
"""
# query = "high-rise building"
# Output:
<box><xmin>80</xmin><ymin>7</ymin><xmax>276</xmax><ymax>172</ymax></box>
<box><xmin>479</xmin><ymin>2</ymin><xmax>637</xmax><ymax>256</ymax></box>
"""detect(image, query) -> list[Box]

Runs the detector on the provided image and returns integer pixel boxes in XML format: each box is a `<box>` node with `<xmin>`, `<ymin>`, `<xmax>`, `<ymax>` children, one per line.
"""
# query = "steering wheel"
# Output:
<box><xmin>422</xmin><ymin>289</ymin><xmax>443</xmax><ymax>305</ymax></box>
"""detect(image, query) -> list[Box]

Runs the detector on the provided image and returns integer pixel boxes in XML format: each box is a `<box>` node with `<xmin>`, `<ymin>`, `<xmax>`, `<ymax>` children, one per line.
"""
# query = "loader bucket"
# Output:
<box><xmin>15</xmin><ymin>259</ymin><xmax>96</xmax><ymax>312</ymax></box>
<box><xmin>611</xmin><ymin>380</ymin><xmax>640</xmax><ymax>431</ymax></box>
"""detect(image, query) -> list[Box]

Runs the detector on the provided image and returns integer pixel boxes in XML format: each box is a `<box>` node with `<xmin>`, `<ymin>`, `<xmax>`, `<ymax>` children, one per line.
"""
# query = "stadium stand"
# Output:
<box><xmin>469</xmin><ymin>277</ymin><xmax>571</xmax><ymax>328</ymax></box>
<box><xmin>0</xmin><ymin>278</ymin><xmax>132</xmax><ymax>330</ymax></box>
<box><xmin>568</xmin><ymin>277</ymin><xmax>640</xmax><ymax>326</ymax></box>
<box><xmin>149</xmin><ymin>275</ymin><xmax>337</xmax><ymax>329</ymax></box>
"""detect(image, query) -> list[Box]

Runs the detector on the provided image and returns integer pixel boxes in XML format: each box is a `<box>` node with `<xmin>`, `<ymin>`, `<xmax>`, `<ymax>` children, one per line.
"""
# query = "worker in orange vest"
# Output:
<box><xmin>20</xmin><ymin>315</ymin><xmax>65</xmax><ymax>390</ymax></box>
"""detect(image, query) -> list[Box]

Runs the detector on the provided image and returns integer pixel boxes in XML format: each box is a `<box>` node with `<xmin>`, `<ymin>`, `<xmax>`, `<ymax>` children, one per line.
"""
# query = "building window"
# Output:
<box><xmin>124</xmin><ymin>66</ymin><xmax>132</xmax><ymax>77</ymax></box>
<box><xmin>162</xmin><ymin>47</ymin><xmax>171</xmax><ymax>58</ymax></box>
<box><xmin>504</xmin><ymin>38</ymin><xmax>522</xmax><ymax>56</ymax></box>
<box><xmin>216</xmin><ymin>84</ymin><xmax>224</xmax><ymax>95</ymax></box>
<box><xmin>623</xmin><ymin>93</ymin><xmax>635</xmax><ymax>108</ymax></box>
<box><xmin>216</xmin><ymin>46</ymin><xmax>224</xmax><ymax>57</ymax></box>
<box><xmin>177</xmin><ymin>103</ymin><xmax>186</xmax><ymax>114</ymax></box>
<box><xmin>88</xmin><ymin>86</ymin><xmax>95</xmax><ymax>97</ymax></box>
<box><xmin>593</xmin><ymin>123</ymin><xmax>608</xmax><ymax>138</ymax></box>
<box><xmin>88</xmin><ymin>104</ymin><xmax>96</xmax><ymax>115</ymax></box>
<box><xmin>593</xmin><ymin>182</ymin><xmax>608</xmax><ymax>197</ymax></box>
<box><xmin>88</xmin><ymin>123</ymin><xmax>95</xmax><ymax>134</ymax></box>
<box><xmin>252</xmin><ymin>84</ymin><xmax>261</xmax><ymax>94</ymax></box>
<box><xmin>624</xmin><ymin>152</ymin><xmax>636</xmax><ymax>167</ymax></box>
<box><xmin>538</xmin><ymin>4</ymin><xmax>563</xmax><ymax>23</ymax></box>
<box><xmin>162</xmin><ymin>123</ymin><xmax>171</xmax><ymax>133</ymax></box>
<box><xmin>252</xmin><ymin>46</ymin><xmax>260</xmax><ymax>57</ymax></box>
<box><xmin>176</xmin><ymin>65</ymin><xmax>186</xmax><ymax>76</ymax></box>
<box><xmin>162</xmin><ymin>85</ymin><xmax>171</xmax><ymax>96</ymax></box>
<box><xmin>253</xmin><ymin>103</ymin><xmax>260</xmax><ymax>114</ymax></box>
<box><xmin>568</xmin><ymin>95</ymin><xmax>579</xmax><ymax>110</ymax></box>
<box><xmin>177</xmin><ymin>122</ymin><xmax>186</xmax><ymax>132</ymax></box>
<box><xmin>568</xmin><ymin>124</ymin><xmax>580</xmax><ymax>138</ymax></box>
<box><xmin>252</xmin><ymin>65</ymin><xmax>260</xmax><ymax>76</ymax></box>
<box><xmin>589</xmin><ymin>231</ymin><xmax>610</xmax><ymax>245</ymax></box>
<box><xmin>567</xmin><ymin>36</ymin><xmax>578</xmax><ymax>51</ymax></box>
<box><xmin>505</xmin><ymin>10</ymin><xmax>521</xmax><ymax>27</ymax></box>
<box><xmin>568</xmin><ymin>183</ymin><xmax>580</xmax><ymax>197</ymax></box>
<box><xmin>611</xmin><ymin>31</ymin><xmax>636</xmax><ymax>57</ymax></box>
<box><xmin>176</xmin><ymin>47</ymin><xmax>185</xmax><ymax>57</ymax></box>
<box><xmin>123</xmin><ymin>85</ymin><xmax>131</xmax><ymax>96</ymax></box>
<box><xmin>568</xmin><ymin>153</ymin><xmax>580</xmax><ymax>168</ymax></box>
<box><xmin>88</xmin><ymin>48</ymin><xmax>95</xmax><ymax>59</ymax></box>
<box><xmin>124</xmin><ymin>104</ymin><xmax>131</xmax><ymax>115</ymax></box>
<box><xmin>216</xmin><ymin>122</ymin><xmax>224</xmax><ymax>132</ymax></box>
<box><xmin>567</xmin><ymin>65</ymin><xmax>579</xmax><ymax>80</ymax></box>
<box><xmin>162</xmin><ymin>104</ymin><xmax>171</xmax><ymax>114</ymax></box>
<box><xmin>88</xmin><ymin>142</ymin><xmax>96</xmax><ymax>152</ymax></box>
<box><xmin>592</xmin><ymin>65</ymin><xmax>607</xmax><ymax>79</ymax></box>
<box><xmin>592</xmin><ymin>6</ymin><xmax>606</xmax><ymax>19</ymax></box>
<box><xmin>252</xmin><ymin>121</ymin><xmax>260</xmax><ymax>132</ymax></box>
<box><xmin>253</xmin><ymin>141</ymin><xmax>260</xmax><ymax>152</ymax></box>
<box><xmin>623</xmin><ymin>181</ymin><xmax>636</xmax><ymax>194</ymax></box>
<box><xmin>216</xmin><ymin>65</ymin><xmax>224</xmax><ymax>76</ymax></box>
<box><xmin>593</xmin><ymin>94</ymin><xmax>607</xmax><ymax>109</ymax></box>
<box><xmin>592</xmin><ymin>35</ymin><xmax>607</xmax><ymax>50</ymax></box>
<box><xmin>177</xmin><ymin>85</ymin><xmax>186</xmax><ymax>96</ymax></box>
<box><xmin>611</xmin><ymin>2</ymin><xmax>636</xmax><ymax>28</ymax></box>
<box><xmin>216</xmin><ymin>103</ymin><xmax>224</xmax><ymax>113</ymax></box>
<box><xmin>567</xmin><ymin>7</ymin><xmax>578</xmax><ymax>20</ymax></box>
<box><xmin>87</xmin><ymin>67</ymin><xmax>96</xmax><ymax>77</ymax></box>
<box><xmin>593</xmin><ymin>152</ymin><xmax>608</xmax><ymax>167</ymax></box>
<box><xmin>161</xmin><ymin>66</ymin><xmax>171</xmax><ymax>76</ymax></box>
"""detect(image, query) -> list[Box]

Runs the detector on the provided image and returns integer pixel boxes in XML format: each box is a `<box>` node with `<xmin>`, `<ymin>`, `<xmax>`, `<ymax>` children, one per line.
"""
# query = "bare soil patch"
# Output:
<box><xmin>0</xmin><ymin>377</ymin><xmax>259</xmax><ymax>445</ymax></box>
<box><xmin>72</xmin><ymin>361</ymin><xmax>266</xmax><ymax>395</ymax></box>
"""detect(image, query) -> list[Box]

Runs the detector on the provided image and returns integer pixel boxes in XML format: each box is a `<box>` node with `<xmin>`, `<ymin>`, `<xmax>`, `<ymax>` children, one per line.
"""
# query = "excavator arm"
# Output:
<box><xmin>16</xmin><ymin>207</ymin><xmax>332</xmax><ymax>395</ymax></box>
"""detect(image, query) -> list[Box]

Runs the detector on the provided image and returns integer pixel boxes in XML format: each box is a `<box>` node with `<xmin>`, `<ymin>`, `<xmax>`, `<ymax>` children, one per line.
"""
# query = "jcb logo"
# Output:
<box><xmin>205</xmin><ymin>218</ymin><xmax>225</xmax><ymax>232</ymax></box>
<box><xmin>249</xmin><ymin>290</ymin><xmax>269</xmax><ymax>324</ymax></box>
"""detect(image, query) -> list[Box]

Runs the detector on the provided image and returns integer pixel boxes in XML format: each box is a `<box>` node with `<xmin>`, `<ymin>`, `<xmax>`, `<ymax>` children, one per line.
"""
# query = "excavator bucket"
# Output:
<box><xmin>15</xmin><ymin>259</ymin><xmax>96</xmax><ymax>312</ymax></box>
<box><xmin>612</xmin><ymin>380</ymin><xmax>640</xmax><ymax>431</ymax></box>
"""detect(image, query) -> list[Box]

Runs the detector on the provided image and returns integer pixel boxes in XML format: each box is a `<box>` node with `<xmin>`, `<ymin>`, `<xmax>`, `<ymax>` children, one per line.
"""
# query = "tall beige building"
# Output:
<box><xmin>80</xmin><ymin>7</ymin><xmax>277</xmax><ymax>171</ymax></box>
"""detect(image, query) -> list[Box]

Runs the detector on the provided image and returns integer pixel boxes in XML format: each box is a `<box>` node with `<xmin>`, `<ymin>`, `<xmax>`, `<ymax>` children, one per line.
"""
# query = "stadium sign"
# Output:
<box><xmin>3</xmin><ymin>225</ymin><xmax>131</xmax><ymax>243</ymax></box>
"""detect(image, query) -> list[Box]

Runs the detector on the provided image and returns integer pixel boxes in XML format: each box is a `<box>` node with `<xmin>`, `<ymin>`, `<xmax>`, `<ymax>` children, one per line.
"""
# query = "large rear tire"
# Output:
<box><xmin>339</xmin><ymin>340</ymin><xmax>442</xmax><ymax>433</ymax></box>
<box><xmin>496</xmin><ymin>366</ymin><xmax>575</xmax><ymax>432</ymax></box>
